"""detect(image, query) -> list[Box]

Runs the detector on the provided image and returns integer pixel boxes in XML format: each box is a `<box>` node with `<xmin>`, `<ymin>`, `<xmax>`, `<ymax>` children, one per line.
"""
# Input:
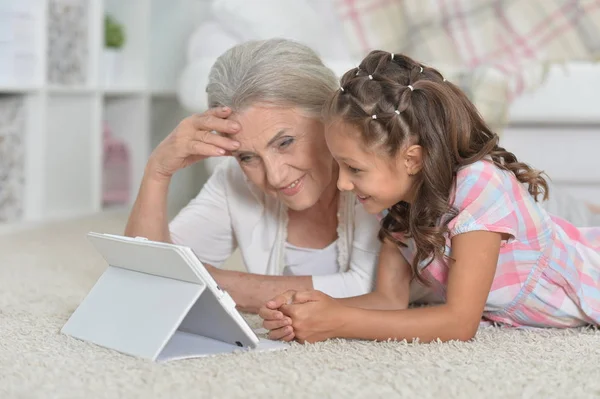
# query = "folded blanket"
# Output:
<box><xmin>333</xmin><ymin>0</ymin><xmax>600</xmax><ymax>129</ymax></box>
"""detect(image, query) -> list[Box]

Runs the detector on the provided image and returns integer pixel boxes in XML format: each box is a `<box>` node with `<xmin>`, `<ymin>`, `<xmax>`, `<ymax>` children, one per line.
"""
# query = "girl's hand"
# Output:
<box><xmin>148</xmin><ymin>107</ymin><xmax>241</xmax><ymax>180</ymax></box>
<box><xmin>279</xmin><ymin>290</ymin><xmax>348</xmax><ymax>344</ymax></box>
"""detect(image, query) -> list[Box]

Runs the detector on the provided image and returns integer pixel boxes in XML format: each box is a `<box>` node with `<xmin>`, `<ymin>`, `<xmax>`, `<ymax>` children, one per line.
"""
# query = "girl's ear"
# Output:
<box><xmin>404</xmin><ymin>145</ymin><xmax>423</xmax><ymax>176</ymax></box>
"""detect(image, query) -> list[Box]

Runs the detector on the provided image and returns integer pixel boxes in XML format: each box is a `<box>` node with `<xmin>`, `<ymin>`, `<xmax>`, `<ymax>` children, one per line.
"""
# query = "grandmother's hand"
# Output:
<box><xmin>148</xmin><ymin>107</ymin><xmax>241</xmax><ymax>179</ymax></box>
<box><xmin>259</xmin><ymin>290</ymin><xmax>299</xmax><ymax>342</ymax></box>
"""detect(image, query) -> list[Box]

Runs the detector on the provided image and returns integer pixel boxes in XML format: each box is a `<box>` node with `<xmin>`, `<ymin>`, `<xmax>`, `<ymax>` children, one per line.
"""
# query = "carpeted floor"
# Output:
<box><xmin>1</xmin><ymin>211</ymin><xmax>600</xmax><ymax>399</ymax></box>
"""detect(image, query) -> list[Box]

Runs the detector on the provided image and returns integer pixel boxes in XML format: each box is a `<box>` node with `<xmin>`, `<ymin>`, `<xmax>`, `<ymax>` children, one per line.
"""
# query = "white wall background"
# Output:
<box><xmin>502</xmin><ymin>63</ymin><xmax>600</xmax><ymax>204</ymax></box>
<box><xmin>1</xmin><ymin>0</ymin><xmax>597</xmax><ymax>230</ymax></box>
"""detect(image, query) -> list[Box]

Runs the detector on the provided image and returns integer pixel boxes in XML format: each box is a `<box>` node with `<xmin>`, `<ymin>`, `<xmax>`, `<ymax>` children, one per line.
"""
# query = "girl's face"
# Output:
<box><xmin>324</xmin><ymin>120</ymin><xmax>422</xmax><ymax>214</ymax></box>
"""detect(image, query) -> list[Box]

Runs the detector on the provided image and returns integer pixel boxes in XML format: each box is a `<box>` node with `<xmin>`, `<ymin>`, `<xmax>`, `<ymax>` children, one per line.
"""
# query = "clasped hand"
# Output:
<box><xmin>258</xmin><ymin>290</ymin><xmax>347</xmax><ymax>344</ymax></box>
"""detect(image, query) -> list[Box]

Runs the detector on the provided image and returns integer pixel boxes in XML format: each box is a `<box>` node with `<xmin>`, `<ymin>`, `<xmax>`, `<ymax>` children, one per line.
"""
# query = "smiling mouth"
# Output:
<box><xmin>283</xmin><ymin>179</ymin><xmax>301</xmax><ymax>189</ymax></box>
<box><xmin>356</xmin><ymin>193</ymin><xmax>371</xmax><ymax>203</ymax></box>
<box><xmin>278</xmin><ymin>176</ymin><xmax>305</xmax><ymax>196</ymax></box>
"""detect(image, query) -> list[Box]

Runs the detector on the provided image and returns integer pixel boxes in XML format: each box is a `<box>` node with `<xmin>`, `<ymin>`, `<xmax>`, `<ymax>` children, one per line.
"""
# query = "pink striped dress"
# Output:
<box><xmin>382</xmin><ymin>160</ymin><xmax>600</xmax><ymax>328</ymax></box>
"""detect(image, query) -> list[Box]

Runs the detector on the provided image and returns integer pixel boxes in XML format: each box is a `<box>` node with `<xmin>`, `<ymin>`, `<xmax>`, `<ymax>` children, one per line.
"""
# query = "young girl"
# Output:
<box><xmin>258</xmin><ymin>50</ymin><xmax>600</xmax><ymax>344</ymax></box>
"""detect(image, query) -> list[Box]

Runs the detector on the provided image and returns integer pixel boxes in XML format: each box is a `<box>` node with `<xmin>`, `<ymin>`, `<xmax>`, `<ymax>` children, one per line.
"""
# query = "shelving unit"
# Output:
<box><xmin>0</xmin><ymin>0</ymin><xmax>209</xmax><ymax>224</ymax></box>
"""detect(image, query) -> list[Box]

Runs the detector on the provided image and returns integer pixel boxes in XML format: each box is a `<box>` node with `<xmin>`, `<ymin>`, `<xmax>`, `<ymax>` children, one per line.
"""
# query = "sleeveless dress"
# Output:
<box><xmin>380</xmin><ymin>160</ymin><xmax>600</xmax><ymax>328</ymax></box>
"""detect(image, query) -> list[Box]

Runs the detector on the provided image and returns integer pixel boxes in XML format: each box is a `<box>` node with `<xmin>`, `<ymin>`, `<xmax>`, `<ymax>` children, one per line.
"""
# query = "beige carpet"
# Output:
<box><xmin>1</xmin><ymin>211</ymin><xmax>600</xmax><ymax>399</ymax></box>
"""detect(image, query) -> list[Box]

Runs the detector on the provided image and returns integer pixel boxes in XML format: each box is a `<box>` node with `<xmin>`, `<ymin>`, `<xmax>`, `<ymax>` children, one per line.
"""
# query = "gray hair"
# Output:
<box><xmin>206</xmin><ymin>38</ymin><xmax>338</xmax><ymax>119</ymax></box>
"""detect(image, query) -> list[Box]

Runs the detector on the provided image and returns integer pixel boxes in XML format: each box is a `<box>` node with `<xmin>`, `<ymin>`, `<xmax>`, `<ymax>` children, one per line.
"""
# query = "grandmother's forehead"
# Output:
<box><xmin>229</xmin><ymin>107</ymin><xmax>299</xmax><ymax>144</ymax></box>
<box><xmin>231</xmin><ymin>118</ymin><xmax>281</xmax><ymax>146</ymax></box>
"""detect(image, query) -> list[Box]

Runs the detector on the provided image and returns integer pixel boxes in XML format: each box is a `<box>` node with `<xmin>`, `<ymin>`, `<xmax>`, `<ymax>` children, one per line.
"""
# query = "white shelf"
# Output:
<box><xmin>47</xmin><ymin>85</ymin><xmax>95</xmax><ymax>94</ymax></box>
<box><xmin>0</xmin><ymin>86</ymin><xmax>172</xmax><ymax>95</ymax></box>
<box><xmin>150</xmin><ymin>88</ymin><xmax>178</xmax><ymax>98</ymax></box>
<box><xmin>103</xmin><ymin>87</ymin><xmax>147</xmax><ymax>96</ymax></box>
<box><xmin>45</xmin><ymin>94</ymin><xmax>97</xmax><ymax>217</ymax></box>
<box><xmin>0</xmin><ymin>85</ymin><xmax>40</xmax><ymax>93</ymax></box>
<box><xmin>0</xmin><ymin>0</ymin><xmax>210</xmax><ymax>225</ymax></box>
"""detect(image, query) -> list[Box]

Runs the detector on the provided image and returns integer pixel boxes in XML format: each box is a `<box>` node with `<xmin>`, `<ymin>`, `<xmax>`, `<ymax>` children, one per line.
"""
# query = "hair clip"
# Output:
<box><xmin>340</xmin><ymin>86</ymin><xmax>345</xmax><ymax>92</ymax></box>
<box><xmin>407</xmin><ymin>85</ymin><xmax>414</xmax><ymax>91</ymax></box>
<box><xmin>394</xmin><ymin>110</ymin><xmax>400</xmax><ymax>115</ymax></box>
<box><xmin>391</xmin><ymin>53</ymin><xmax>395</xmax><ymax>60</ymax></box>
<box><xmin>368</xmin><ymin>75</ymin><xmax>374</xmax><ymax>80</ymax></box>
<box><xmin>419</xmin><ymin>66</ymin><xmax>424</xmax><ymax>73</ymax></box>
<box><xmin>371</xmin><ymin>115</ymin><xmax>377</xmax><ymax>119</ymax></box>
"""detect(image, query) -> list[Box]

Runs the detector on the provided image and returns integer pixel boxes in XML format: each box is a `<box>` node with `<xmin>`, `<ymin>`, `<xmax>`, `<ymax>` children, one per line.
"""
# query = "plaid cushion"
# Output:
<box><xmin>333</xmin><ymin>0</ymin><xmax>600</xmax><ymax>131</ymax></box>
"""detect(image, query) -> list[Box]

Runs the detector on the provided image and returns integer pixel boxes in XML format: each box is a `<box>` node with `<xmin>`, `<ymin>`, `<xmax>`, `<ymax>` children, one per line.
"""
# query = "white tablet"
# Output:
<box><xmin>61</xmin><ymin>232</ymin><xmax>280</xmax><ymax>362</ymax></box>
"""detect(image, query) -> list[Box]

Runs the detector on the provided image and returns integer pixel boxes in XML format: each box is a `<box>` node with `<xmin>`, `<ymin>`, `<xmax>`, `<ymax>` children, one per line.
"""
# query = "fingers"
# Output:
<box><xmin>185</xmin><ymin>108</ymin><xmax>241</xmax><ymax>157</ymax></box>
<box><xmin>292</xmin><ymin>290</ymin><xmax>323</xmax><ymax>303</ymax></box>
<box><xmin>187</xmin><ymin>141</ymin><xmax>231</xmax><ymax>157</ymax></box>
<box><xmin>264</xmin><ymin>291</ymin><xmax>320</xmax><ymax>317</ymax></box>
<box><xmin>263</xmin><ymin>317</ymin><xmax>292</xmax><ymax>331</ymax></box>
<box><xmin>265</xmin><ymin>290</ymin><xmax>297</xmax><ymax>310</ymax></box>
<box><xmin>268</xmin><ymin>326</ymin><xmax>295</xmax><ymax>341</ymax></box>
<box><xmin>281</xmin><ymin>331</ymin><xmax>296</xmax><ymax>342</ymax></box>
<box><xmin>279</xmin><ymin>304</ymin><xmax>300</xmax><ymax>319</ymax></box>
<box><xmin>192</xmin><ymin>109</ymin><xmax>241</xmax><ymax>136</ymax></box>
<box><xmin>258</xmin><ymin>305</ymin><xmax>284</xmax><ymax>321</ymax></box>
<box><xmin>204</xmin><ymin>106</ymin><xmax>233</xmax><ymax>118</ymax></box>
<box><xmin>193</xmin><ymin>130</ymin><xmax>240</xmax><ymax>152</ymax></box>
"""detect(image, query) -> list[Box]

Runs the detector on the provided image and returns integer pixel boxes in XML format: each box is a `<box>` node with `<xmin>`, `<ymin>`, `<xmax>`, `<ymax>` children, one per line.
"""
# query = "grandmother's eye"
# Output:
<box><xmin>279</xmin><ymin>137</ymin><xmax>294</xmax><ymax>149</ymax></box>
<box><xmin>238</xmin><ymin>154</ymin><xmax>254</xmax><ymax>163</ymax></box>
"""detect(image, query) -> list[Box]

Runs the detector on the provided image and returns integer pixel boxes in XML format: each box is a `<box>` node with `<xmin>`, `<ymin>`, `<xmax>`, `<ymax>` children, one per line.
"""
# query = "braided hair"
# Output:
<box><xmin>323</xmin><ymin>50</ymin><xmax>548</xmax><ymax>284</ymax></box>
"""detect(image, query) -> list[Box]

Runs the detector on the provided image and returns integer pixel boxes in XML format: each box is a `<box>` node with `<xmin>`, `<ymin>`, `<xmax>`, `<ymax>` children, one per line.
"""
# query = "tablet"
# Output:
<box><xmin>61</xmin><ymin>232</ymin><xmax>264</xmax><ymax>361</ymax></box>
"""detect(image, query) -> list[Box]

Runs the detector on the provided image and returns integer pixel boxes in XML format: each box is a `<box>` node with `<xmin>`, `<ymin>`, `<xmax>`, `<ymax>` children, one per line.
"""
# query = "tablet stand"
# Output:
<box><xmin>61</xmin><ymin>233</ymin><xmax>286</xmax><ymax>362</ymax></box>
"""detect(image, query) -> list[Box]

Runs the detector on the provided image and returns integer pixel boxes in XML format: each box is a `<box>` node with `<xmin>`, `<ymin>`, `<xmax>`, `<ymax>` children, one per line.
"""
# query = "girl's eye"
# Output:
<box><xmin>278</xmin><ymin>137</ymin><xmax>294</xmax><ymax>149</ymax></box>
<box><xmin>348</xmin><ymin>165</ymin><xmax>361</xmax><ymax>174</ymax></box>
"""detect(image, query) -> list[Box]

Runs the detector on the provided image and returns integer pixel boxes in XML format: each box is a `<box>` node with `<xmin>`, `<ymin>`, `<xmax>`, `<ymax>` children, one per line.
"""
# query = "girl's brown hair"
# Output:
<box><xmin>324</xmin><ymin>50</ymin><xmax>548</xmax><ymax>284</ymax></box>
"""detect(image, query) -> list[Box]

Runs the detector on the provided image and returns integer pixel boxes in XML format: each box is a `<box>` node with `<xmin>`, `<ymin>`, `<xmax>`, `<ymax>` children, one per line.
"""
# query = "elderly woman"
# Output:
<box><xmin>124</xmin><ymin>39</ymin><xmax>383</xmax><ymax>320</ymax></box>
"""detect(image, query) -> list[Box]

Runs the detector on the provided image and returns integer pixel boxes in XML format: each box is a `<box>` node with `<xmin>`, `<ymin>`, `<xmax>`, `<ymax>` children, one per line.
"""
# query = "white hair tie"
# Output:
<box><xmin>368</xmin><ymin>75</ymin><xmax>373</xmax><ymax>80</ymax></box>
<box><xmin>391</xmin><ymin>53</ymin><xmax>395</xmax><ymax>60</ymax></box>
<box><xmin>371</xmin><ymin>115</ymin><xmax>377</xmax><ymax>119</ymax></box>
<box><xmin>340</xmin><ymin>87</ymin><xmax>345</xmax><ymax>92</ymax></box>
<box><xmin>394</xmin><ymin>110</ymin><xmax>400</xmax><ymax>115</ymax></box>
<box><xmin>407</xmin><ymin>85</ymin><xmax>414</xmax><ymax>91</ymax></box>
<box><xmin>419</xmin><ymin>66</ymin><xmax>424</xmax><ymax>73</ymax></box>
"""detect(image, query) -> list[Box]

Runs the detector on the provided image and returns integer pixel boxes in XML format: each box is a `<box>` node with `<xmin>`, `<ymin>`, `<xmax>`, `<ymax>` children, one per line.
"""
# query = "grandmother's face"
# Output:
<box><xmin>229</xmin><ymin>105</ymin><xmax>335</xmax><ymax>210</ymax></box>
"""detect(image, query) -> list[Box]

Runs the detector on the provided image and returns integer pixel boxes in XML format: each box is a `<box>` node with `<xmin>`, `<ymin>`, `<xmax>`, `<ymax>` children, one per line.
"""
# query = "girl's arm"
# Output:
<box><xmin>281</xmin><ymin>230</ymin><xmax>502</xmax><ymax>343</ymax></box>
<box><xmin>259</xmin><ymin>239</ymin><xmax>411</xmax><ymax>340</ymax></box>
<box><xmin>338</xmin><ymin>239</ymin><xmax>412</xmax><ymax>310</ymax></box>
<box><xmin>337</xmin><ymin>230</ymin><xmax>501</xmax><ymax>342</ymax></box>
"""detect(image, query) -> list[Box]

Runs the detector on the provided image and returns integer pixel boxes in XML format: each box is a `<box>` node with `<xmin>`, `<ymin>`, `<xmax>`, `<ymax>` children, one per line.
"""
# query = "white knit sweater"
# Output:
<box><xmin>169</xmin><ymin>157</ymin><xmax>381</xmax><ymax>298</ymax></box>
